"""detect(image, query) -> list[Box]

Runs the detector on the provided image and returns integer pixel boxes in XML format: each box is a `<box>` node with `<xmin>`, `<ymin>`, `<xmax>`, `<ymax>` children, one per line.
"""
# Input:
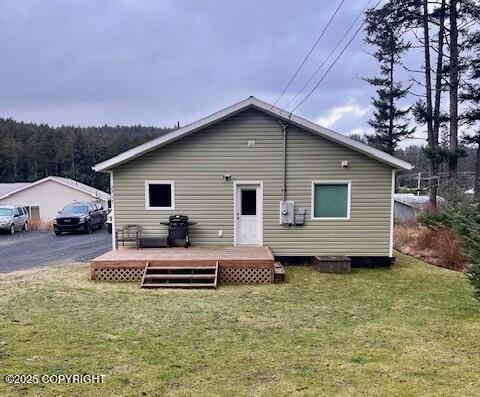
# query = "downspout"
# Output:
<box><xmin>279</xmin><ymin>120</ymin><xmax>289</xmax><ymax>201</ymax></box>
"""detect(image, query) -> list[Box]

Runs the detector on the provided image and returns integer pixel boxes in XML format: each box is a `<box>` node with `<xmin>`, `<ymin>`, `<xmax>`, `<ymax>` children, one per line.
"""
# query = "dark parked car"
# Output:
<box><xmin>53</xmin><ymin>202</ymin><xmax>106</xmax><ymax>235</ymax></box>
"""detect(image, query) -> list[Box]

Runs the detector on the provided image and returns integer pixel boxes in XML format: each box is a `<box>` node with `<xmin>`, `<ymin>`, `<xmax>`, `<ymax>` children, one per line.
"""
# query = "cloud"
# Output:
<box><xmin>0</xmin><ymin>0</ymin><xmax>379</xmax><ymax>127</ymax></box>
<box><xmin>316</xmin><ymin>102</ymin><xmax>370</xmax><ymax>129</ymax></box>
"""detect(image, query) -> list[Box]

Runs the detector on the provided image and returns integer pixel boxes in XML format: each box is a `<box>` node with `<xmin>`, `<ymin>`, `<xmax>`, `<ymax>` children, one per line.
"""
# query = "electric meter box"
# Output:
<box><xmin>280</xmin><ymin>200</ymin><xmax>295</xmax><ymax>225</ymax></box>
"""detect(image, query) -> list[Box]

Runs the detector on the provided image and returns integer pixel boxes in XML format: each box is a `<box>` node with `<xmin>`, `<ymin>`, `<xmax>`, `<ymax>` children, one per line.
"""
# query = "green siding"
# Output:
<box><xmin>112</xmin><ymin>108</ymin><xmax>393</xmax><ymax>256</ymax></box>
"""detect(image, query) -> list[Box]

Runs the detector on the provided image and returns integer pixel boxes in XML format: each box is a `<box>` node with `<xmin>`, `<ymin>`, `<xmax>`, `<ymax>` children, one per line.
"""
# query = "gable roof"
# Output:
<box><xmin>394</xmin><ymin>193</ymin><xmax>444</xmax><ymax>209</ymax></box>
<box><xmin>0</xmin><ymin>183</ymin><xmax>30</xmax><ymax>197</ymax></box>
<box><xmin>93</xmin><ymin>96</ymin><xmax>413</xmax><ymax>172</ymax></box>
<box><xmin>0</xmin><ymin>176</ymin><xmax>110</xmax><ymax>201</ymax></box>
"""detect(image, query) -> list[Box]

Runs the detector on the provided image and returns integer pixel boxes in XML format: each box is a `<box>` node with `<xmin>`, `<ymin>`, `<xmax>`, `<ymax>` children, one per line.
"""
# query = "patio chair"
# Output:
<box><xmin>115</xmin><ymin>225</ymin><xmax>142</xmax><ymax>249</ymax></box>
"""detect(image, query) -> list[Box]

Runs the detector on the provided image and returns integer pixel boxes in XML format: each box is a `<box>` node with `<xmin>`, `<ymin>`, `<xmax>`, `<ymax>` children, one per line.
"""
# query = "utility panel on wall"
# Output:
<box><xmin>280</xmin><ymin>200</ymin><xmax>295</xmax><ymax>225</ymax></box>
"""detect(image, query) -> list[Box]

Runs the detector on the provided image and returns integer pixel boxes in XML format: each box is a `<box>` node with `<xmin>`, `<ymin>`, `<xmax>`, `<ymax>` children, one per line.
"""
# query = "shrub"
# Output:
<box><xmin>394</xmin><ymin>223</ymin><xmax>417</xmax><ymax>249</ymax></box>
<box><xmin>29</xmin><ymin>219</ymin><xmax>52</xmax><ymax>230</ymax></box>
<box><xmin>418</xmin><ymin>201</ymin><xmax>480</xmax><ymax>301</ymax></box>
<box><xmin>465</xmin><ymin>263</ymin><xmax>480</xmax><ymax>301</ymax></box>
<box><xmin>413</xmin><ymin>227</ymin><xmax>433</xmax><ymax>251</ymax></box>
<box><xmin>417</xmin><ymin>209</ymin><xmax>450</xmax><ymax>230</ymax></box>
<box><xmin>414</xmin><ymin>228</ymin><xmax>466</xmax><ymax>270</ymax></box>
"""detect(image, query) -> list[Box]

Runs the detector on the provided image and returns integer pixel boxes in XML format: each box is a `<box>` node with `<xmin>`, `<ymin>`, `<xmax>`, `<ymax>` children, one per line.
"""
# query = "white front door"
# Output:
<box><xmin>235</xmin><ymin>182</ymin><xmax>263</xmax><ymax>245</ymax></box>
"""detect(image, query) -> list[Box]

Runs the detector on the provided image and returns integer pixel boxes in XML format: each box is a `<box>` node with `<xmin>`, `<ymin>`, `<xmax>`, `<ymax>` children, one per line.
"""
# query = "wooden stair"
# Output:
<box><xmin>274</xmin><ymin>261</ymin><xmax>285</xmax><ymax>282</ymax></box>
<box><xmin>140</xmin><ymin>261</ymin><xmax>218</xmax><ymax>288</ymax></box>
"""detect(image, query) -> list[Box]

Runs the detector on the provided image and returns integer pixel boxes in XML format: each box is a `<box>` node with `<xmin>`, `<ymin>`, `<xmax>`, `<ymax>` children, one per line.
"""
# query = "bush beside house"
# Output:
<box><xmin>417</xmin><ymin>202</ymin><xmax>480</xmax><ymax>301</ymax></box>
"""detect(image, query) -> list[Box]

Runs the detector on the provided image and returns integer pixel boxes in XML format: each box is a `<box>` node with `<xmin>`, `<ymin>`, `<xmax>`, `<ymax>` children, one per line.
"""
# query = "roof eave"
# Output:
<box><xmin>93</xmin><ymin>96</ymin><xmax>413</xmax><ymax>172</ymax></box>
<box><xmin>0</xmin><ymin>176</ymin><xmax>110</xmax><ymax>201</ymax></box>
<box><xmin>93</xmin><ymin>97</ymin><xmax>257</xmax><ymax>172</ymax></box>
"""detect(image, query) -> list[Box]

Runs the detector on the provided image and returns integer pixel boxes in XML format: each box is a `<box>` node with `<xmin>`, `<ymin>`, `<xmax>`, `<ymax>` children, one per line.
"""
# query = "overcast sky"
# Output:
<box><xmin>0</xmin><ymin>0</ymin><xmax>412</xmax><ymax>139</ymax></box>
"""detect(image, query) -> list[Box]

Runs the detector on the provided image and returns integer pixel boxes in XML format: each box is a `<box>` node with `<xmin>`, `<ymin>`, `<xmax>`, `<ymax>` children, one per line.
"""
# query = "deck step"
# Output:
<box><xmin>144</xmin><ymin>274</ymin><xmax>216</xmax><ymax>279</ymax></box>
<box><xmin>140</xmin><ymin>262</ymin><xmax>218</xmax><ymax>289</ymax></box>
<box><xmin>141</xmin><ymin>283</ymin><xmax>217</xmax><ymax>288</ymax></box>
<box><xmin>313</xmin><ymin>256</ymin><xmax>351</xmax><ymax>273</ymax></box>
<box><xmin>274</xmin><ymin>261</ymin><xmax>285</xmax><ymax>282</ymax></box>
<box><xmin>146</xmin><ymin>266</ymin><xmax>217</xmax><ymax>271</ymax></box>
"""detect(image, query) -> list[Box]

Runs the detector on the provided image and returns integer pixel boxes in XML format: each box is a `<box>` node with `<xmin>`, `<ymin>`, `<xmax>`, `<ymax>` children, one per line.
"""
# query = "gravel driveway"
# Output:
<box><xmin>0</xmin><ymin>229</ymin><xmax>111</xmax><ymax>272</ymax></box>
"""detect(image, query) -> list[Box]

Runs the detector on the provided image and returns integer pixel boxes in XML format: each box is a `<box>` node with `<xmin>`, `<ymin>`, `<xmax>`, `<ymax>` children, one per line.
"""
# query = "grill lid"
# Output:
<box><xmin>168</xmin><ymin>215</ymin><xmax>189</xmax><ymax>223</ymax></box>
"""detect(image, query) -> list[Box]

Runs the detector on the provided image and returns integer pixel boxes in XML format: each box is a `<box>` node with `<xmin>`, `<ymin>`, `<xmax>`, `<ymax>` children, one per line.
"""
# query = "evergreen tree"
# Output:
<box><xmin>364</xmin><ymin>2</ymin><xmax>415</xmax><ymax>155</ymax></box>
<box><xmin>444</xmin><ymin>0</ymin><xmax>477</xmax><ymax>182</ymax></box>
<box><xmin>0</xmin><ymin>119</ymin><xmax>172</xmax><ymax>192</ymax></box>
<box><xmin>462</xmin><ymin>28</ymin><xmax>480</xmax><ymax>198</ymax></box>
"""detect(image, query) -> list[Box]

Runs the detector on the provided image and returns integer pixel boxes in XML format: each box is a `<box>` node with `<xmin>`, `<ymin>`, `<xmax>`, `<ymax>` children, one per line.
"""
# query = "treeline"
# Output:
<box><xmin>350</xmin><ymin>133</ymin><xmax>477</xmax><ymax>193</ymax></box>
<box><xmin>0</xmin><ymin>118</ymin><xmax>171</xmax><ymax>192</ymax></box>
<box><xmin>397</xmin><ymin>145</ymin><xmax>477</xmax><ymax>175</ymax></box>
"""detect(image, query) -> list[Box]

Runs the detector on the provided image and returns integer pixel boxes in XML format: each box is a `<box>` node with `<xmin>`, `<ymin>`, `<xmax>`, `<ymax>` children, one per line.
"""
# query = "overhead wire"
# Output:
<box><xmin>271</xmin><ymin>0</ymin><xmax>346</xmax><ymax>108</ymax></box>
<box><xmin>289</xmin><ymin>0</ymin><xmax>382</xmax><ymax>113</ymax></box>
<box><xmin>283</xmin><ymin>0</ymin><xmax>374</xmax><ymax>111</ymax></box>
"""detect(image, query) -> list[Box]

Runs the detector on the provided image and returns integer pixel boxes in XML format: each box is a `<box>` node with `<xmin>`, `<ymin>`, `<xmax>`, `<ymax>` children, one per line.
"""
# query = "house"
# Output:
<box><xmin>394</xmin><ymin>193</ymin><xmax>444</xmax><ymax>223</ymax></box>
<box><xmin>93</xmin><ymin>97</ymin><xmax>412</xmax><ymax>264</ymax></box>
<box><xmin>0</xmin><ymin>176</ymin><xmax>110</xmax><ymax>222</ymax></box>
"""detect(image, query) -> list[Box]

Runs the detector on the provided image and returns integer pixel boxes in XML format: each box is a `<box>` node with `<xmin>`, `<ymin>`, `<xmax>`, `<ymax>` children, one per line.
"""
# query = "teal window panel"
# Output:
<box><xmin>313</xmin><ymin>183</ymin><xmax>349</xmax><ymax>218</ymax></box>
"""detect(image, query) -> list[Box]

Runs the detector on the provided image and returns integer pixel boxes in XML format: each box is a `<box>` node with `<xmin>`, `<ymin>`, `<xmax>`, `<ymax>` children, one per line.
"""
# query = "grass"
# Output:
<box><xmin>1</xmin><ymin>253</ymin><xmax>479</xmax><ymax>397</ymax></box>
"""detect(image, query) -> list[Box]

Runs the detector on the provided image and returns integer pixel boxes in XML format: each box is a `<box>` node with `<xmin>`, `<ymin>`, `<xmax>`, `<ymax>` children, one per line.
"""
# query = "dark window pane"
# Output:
<box><xmin>149</xmin><ymin>184</ymin><xmax>172</xmax><ymax>207</ymax></box>
<box><xmin>241</xmin><ymin>189</ymin><xmax>256</xmax><ymax>215</ymax></box>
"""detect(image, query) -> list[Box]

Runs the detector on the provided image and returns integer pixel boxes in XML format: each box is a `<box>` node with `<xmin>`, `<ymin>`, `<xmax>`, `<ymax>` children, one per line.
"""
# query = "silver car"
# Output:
<box><xmin>0</xmin><ymin>205</ymin><xmax>29</xmax><ymax>235</ymax></box>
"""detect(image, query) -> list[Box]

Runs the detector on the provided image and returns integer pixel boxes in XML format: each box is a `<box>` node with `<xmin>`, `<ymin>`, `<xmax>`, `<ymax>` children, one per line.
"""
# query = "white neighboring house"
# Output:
<box><xmin>0</xmin><ymin>176</ymin><xmax>110</xmax><ymax>222</ymax></box>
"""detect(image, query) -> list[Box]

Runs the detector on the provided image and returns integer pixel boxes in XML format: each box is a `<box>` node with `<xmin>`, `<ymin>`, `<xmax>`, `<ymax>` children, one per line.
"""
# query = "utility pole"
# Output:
<box><xmin>417</xmin><ymin>172</ymin><xmax>421</xmax><ymax>196</ymax></box>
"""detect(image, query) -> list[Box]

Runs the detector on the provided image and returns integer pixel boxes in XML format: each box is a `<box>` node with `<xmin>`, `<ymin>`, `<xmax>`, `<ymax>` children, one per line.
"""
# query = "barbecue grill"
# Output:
<box><xmin>160</xmin><ymin>215</ymin><xmax>196</xmax><ymax>248</ymax></box>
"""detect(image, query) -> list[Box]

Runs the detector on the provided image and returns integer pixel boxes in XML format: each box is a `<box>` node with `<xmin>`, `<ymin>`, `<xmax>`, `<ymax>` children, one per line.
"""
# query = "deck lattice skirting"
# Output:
<box><xmin>91</xmin><ymin>268</ymin><xmax>144</xmax><ymax>282</ymax></box>
<box><xmin>219</xmin><ymin>267</ymin><xmax>273</xmax><ymax>284</ymax></box>
<box><xmin>91</xmin><ymin>265</ymin><xmax>273</xmax><ymax>284</ymax></box>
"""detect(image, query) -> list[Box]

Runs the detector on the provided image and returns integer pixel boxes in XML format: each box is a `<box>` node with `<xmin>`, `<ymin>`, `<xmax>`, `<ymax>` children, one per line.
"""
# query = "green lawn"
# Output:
<box><xmin>1</xmin><ymin>253</ymin><xmax>479</xmax><ymax>397</ymax></box>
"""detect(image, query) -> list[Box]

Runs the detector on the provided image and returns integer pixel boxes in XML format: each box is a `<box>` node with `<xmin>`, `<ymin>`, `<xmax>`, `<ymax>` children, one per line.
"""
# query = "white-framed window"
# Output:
<box><xmin>145</xmin><ymin>180</ymin><xmax>175</xmax><ymax>210</ymax></box>
<box><xmin>26</xmin><ymin>206</ymin><xmax>40</xmax><ymax>219</ymax></box>
<box><xmin>311</xmin><ymin>181</ymin><xmax>351</xmax><ymax>220</ymax></box>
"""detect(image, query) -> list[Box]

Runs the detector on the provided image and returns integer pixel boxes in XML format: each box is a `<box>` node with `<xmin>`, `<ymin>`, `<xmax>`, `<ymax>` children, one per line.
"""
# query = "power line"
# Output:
<box><xmin>290</xmin><ymin>0</ymin><xmax>382</xmax><ymax>114</ymax></box>
<box><xmin>284</xmin><ymin>0</ymin><xmax>373</xmax><ymax>111</ymax></box>
<box><xmin>272</xmin><ymin>0</ymin><xmax>346</xmax><ymax>108</ymax></box>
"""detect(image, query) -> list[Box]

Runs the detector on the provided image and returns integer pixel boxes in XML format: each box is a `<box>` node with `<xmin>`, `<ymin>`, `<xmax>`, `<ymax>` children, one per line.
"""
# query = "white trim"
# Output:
<box><xmin>394</xmin><ymin>198</ymin><xmax>421</xmax><ymax>210</ymax></box>
<box><xmin>0</xmin><ymin>176</ymin><xmax>110</xmax><ymax>201</ymax></box>
<box><xmin>311</xmin><ymin>181</ymin><xmax>351</xmax><ymax>221</ymax></box>
<box><xmin>233</xmin><ymin>181</ymin><xmax>264</xmax><ymax>246</ymax></box>
<box><xmin>109</xmin><ymin>171</ymin><xmax>116</xmax><ymax>249</ymax></box>
<box><xmin>145</xmin><ymin>180</ymin><xmax>175</xmax><ymax>210</ymax></box>
<box><xmin>93</xmin><ymin>97</ymin><xmax>413</xmax><ymax>173</ymax></box>
<box><xmin>389</xmin><ymin>170</ymin><xmax>396</xmax><ymax>257</ymax></box>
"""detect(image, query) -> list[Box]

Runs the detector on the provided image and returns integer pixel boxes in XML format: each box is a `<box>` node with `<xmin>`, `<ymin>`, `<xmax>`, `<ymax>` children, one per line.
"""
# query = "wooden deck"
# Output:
<box><xmin>91</xmin><ymin>246</ymin><xmax>275</xmax><ymax>269</ymax></box>
<box><xmin>91</xmin><ymin>246</ymin><xmax>276</xmax><ymax>284</ymax></box>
